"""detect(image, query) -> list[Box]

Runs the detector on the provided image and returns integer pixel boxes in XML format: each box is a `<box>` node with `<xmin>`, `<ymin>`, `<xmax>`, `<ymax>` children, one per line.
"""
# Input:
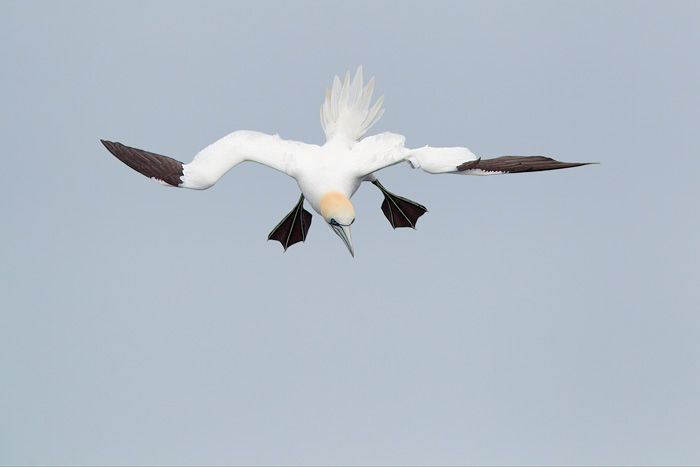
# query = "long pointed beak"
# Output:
<box><xmin>331</xmin><ymin>223</ymin><xmax>354</xmax><ymax>257</ymax></box>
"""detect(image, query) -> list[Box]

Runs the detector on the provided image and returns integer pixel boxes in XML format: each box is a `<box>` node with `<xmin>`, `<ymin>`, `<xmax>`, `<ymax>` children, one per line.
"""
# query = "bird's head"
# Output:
<box><xmin>320</xmin><ymin>191</ymin><xmax>355</xmax><ymax>257</ymax></box>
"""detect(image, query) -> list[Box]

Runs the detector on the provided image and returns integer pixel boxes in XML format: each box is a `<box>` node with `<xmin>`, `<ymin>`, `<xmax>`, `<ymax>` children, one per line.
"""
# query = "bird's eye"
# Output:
<box><xmin>330</xmin><ymin>219</ymin><xmax>339</xmax><ymax>226</ymax></box>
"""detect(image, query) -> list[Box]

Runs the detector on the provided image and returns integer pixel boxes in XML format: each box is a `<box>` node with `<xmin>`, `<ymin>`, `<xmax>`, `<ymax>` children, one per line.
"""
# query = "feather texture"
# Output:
<box><xmin>321</xmin><ymin>66</ymin><xmax>385</xmax><ymax>142</ymax></box>
<box><xmin>103</xmin><ymin>67</ymin><xmax>594</xmax><ymax>257</ymax></box>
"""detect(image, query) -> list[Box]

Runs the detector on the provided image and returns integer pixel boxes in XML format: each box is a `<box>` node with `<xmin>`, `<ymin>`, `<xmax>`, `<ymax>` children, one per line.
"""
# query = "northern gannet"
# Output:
<box><xmin>102</xmin><ymin>67</ymin><xmax>592</xmax><ymax>256</ymax></box>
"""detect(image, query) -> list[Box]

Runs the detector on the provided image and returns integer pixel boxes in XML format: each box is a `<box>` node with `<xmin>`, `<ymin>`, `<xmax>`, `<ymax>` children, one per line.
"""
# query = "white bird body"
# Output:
<box><xmin>102</xmin><ymin>66</ymin><xmax>592</xmax><ymax>256</ymax></box>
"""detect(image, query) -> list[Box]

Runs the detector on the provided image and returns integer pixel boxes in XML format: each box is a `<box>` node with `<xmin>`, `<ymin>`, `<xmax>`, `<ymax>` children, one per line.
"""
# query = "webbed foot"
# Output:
<box><xmin>372</xmin><ymin>180</ymin><xmax>428</xmax><ymax>229</ymax></box>
<box><xmin>268</xmin><ymin>194</ymin><xmax>312</xmax><ymax>251</ymax></box>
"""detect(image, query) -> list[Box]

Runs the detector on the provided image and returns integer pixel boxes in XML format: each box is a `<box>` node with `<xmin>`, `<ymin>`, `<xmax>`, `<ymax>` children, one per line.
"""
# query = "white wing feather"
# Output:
<box><xmin>181</xmin><ymin>130</ymin><xmax>317</xmax><ymax>189</ymax></box>
<box><xmin>350</xmin><ymin>132</ymin><xmax>479</xmax><ymax>177</ymax></box>
<box><xmin>404</xmin><ymin>146</ymin><xmax>478</xmax><ymax>174</ymax></box>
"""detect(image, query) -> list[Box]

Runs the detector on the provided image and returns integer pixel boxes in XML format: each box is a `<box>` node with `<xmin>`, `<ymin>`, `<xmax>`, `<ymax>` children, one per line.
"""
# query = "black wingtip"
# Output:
<box><xmin>457</xmin><ymin>156</ymin><xmax>596</xmax><ymax>173</ymax></box>
<box><xmin>101</xmin><ymin>139</ymin><xmax>185</xmax><ymax>187</ymax></box>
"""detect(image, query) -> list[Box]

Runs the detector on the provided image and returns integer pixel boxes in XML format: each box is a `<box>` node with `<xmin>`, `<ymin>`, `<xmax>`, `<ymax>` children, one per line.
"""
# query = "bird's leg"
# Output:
<box><xmin>371</xmin><ymin>180</ymin><xmax>428</xmax><ymax>229</ymax></box>
<box><xmin>267</xmin><ymin>193</ymin><xmax>313</xmax><ymax>251</ymax></box>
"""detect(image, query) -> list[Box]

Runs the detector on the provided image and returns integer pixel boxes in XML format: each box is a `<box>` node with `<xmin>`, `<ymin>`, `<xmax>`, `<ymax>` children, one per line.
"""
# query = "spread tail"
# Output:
<box><xmin>320</xmin><ymin>66</ymin><xmax>385</xmax><ymax>142</ymax></box>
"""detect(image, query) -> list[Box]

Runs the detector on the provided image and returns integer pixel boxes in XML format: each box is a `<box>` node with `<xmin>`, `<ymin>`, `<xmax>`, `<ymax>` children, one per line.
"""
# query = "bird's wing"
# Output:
<box><xmin>353</xmin><ymin>134</ymin><xmax>592</xmax><ymax>177</ymax></box>
<box><xmin>453</xmin><ymin>156</ymin><xmax>593</xmax><ymax>175</ymax></box>
<box><xmin>351</xmin><ymin>133</ymin><xmax>480</xmax><ymax>176</ymax></box>
<box><xmin>102</xmin><ymin>130</ymin><xmax>317</xmax><ymax>190</ymax></box>
<box><xmin>404</xmin><ymin>147</ymin><xmax>593</xmax><ymax>175</ymax></box>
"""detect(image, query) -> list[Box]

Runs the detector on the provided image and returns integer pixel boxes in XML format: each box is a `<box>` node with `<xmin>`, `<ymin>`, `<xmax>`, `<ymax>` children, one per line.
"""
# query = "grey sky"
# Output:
<box><xmin>2</xmin><ymin>1</ymin><xmax>699</xmax><ymax>465</ymax></box>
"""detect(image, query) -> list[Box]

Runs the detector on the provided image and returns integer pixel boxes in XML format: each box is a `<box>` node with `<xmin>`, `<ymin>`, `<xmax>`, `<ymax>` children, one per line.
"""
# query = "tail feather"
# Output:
<box><xmin>360</xmin><ymin>76</ymin><xmax>375</xmax><ymax>114</ymax></box>
<box><xmin>321</xmin><ymin>66</ymin><xmax>385</xmax><ymax>142</ymax></box>
<box><xmin>349</xmin><ymin>67</ymin><xmax>362</xmax><ymax>108</ymax></box>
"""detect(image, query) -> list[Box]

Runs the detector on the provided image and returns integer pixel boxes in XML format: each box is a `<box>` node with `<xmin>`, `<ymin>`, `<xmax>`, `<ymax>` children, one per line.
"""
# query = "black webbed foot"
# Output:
<box><xmin>372</xmin><ymin>180</ymin><xmax>428</xmax><ymax>229</ymax></box>
<box><xmin>268</xmin><ymin>194</ymin><xmax>312</xmax><ymax>251</ymax></box>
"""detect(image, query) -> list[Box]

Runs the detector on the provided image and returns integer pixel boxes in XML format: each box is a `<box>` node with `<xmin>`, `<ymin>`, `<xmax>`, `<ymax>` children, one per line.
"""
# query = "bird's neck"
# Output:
<box><xmin>323</xmin><ymin>134</ymin><xmax>356</xmax><ymax>150</ymax></box>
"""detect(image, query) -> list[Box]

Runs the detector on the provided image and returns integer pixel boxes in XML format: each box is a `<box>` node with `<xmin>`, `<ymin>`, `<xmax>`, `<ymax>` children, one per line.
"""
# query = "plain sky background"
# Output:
<box><xmin>2</xmin><ymin>1</ymin><xmax>699</xmax><ymax>465</ymax></box>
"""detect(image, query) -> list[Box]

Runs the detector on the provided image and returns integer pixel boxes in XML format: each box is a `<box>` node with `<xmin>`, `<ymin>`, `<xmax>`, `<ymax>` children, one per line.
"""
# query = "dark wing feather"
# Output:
<box><xmin>457</xmin><ymin>156</ymin><xmax>592</xmax><ymax>174</ymax></box>
<box><xmin>101</xmin><ymin>140</ymin><xmax>184</xmax><ymax>186</ymax></box>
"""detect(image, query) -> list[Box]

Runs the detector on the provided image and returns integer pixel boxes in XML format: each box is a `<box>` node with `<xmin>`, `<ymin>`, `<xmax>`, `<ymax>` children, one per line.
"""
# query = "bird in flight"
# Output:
<box><xmin>102</xmin><ymin>66</ymin><xmax>592</xmax><ymax>257</ymax></box>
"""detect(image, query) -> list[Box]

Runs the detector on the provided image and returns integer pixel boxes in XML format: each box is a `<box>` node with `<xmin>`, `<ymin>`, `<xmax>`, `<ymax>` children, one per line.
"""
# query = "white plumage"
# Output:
<box><xmin>102</xmin><ymin>66</ymin><xmax>591</xmax><ymax>256</ymax></box>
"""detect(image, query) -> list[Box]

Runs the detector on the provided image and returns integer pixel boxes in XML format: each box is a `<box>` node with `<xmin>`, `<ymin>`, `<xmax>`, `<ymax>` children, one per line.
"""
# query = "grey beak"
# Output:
<box><xmin>331</xmin><ymin>223</ymin><xmax>354</xmax><ymax>257</ymax></box>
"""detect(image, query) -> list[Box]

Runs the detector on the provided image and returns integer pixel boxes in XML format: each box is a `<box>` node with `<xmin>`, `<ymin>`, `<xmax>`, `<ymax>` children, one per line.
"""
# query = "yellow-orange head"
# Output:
<box><xmin>320</xmin><ymin>191</ymin><xmax>355</xmax><ymax>225</ymax></box>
